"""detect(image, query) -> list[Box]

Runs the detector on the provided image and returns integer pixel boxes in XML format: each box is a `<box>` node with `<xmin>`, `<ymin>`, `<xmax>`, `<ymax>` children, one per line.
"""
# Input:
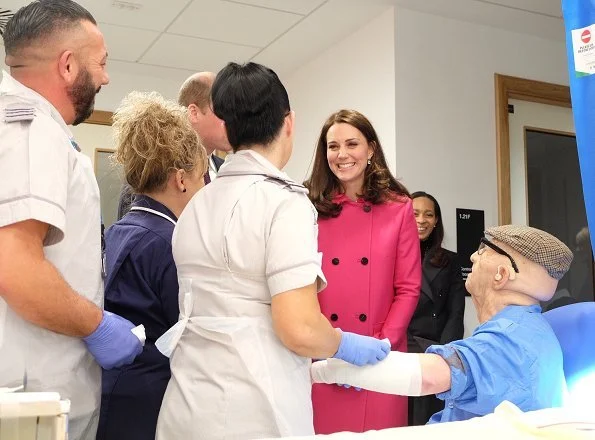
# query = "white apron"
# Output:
<box><xmin>157</xmin><ymin>153</ymin><xmax>317</xmax><ymax>440</ymax></box>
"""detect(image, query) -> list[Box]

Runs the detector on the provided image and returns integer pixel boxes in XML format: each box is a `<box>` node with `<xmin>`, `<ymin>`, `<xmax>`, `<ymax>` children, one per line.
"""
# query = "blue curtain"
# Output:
<box><xmin>562</xmin><ymin>0</ymin><xmax>595</xmax><ymax>256</ymax></box>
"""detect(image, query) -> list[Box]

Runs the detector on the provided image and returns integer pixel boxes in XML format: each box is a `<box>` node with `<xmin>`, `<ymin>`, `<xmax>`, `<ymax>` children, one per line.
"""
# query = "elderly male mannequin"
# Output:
<box><xmin>178</xmin><ymin>71</ymin><xmax>232</xmax><ymax>183</ymax></box>
<box><xmin>312</xmin><ymin>225</ymin><xmax>573</xmax><ymax>423</ymax></box>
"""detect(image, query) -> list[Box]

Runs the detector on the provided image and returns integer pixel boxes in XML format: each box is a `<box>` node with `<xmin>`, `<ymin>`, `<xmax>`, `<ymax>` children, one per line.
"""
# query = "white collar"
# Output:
<box><xmin>222</xmin><ymin>149</ymin><xmax>295</xmax><ymax>182</ymax></box>
<box><xmin>0</xmin><ymin>70</ymin><xmax>73</xmax><ymax>139</ymax></box>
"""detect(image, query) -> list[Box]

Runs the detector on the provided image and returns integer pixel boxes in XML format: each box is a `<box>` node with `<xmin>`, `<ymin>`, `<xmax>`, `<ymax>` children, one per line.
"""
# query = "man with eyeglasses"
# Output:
<box><xmin>311</xmin><ymin>225</ymin><xmax>573</xmax><ymax>423</ymax></box>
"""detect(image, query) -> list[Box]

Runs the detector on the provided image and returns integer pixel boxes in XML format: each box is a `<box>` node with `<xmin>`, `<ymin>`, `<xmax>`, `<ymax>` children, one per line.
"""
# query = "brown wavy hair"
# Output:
<box><xmin>112</xmin><ymin>91</ymin><xmax>207</xmax><ymax>193</ymax></box>
<box><xmin>305</xmin><ymin>109</ymin><xmax>410</xmax><ymax>218</ymax></box>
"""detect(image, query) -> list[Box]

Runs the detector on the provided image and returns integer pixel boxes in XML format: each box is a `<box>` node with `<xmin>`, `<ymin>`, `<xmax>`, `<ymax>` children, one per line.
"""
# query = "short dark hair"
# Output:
<box><xmin>211</xmin><ymin>62</ymin><xmax>290</xmax><ymax>151</ymax></box>
<box><xmin>3</xmin><ymin>0</ymin><xmax>96</xmax><ymax>57</ymax></box>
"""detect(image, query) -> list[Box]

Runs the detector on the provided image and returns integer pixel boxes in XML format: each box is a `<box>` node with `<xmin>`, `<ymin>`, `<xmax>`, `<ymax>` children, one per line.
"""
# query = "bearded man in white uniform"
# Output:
<box><xmin>0</xmin><ymin>2</ymin><xmax>142</xmax><ymax>439</ymax></box>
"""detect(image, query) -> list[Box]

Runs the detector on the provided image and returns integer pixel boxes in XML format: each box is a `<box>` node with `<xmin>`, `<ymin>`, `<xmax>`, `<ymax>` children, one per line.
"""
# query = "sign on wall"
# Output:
<box><xmin>456</xmin><ymin>208</ymin><xmax>485</xmax><ymax>288</ymax></box>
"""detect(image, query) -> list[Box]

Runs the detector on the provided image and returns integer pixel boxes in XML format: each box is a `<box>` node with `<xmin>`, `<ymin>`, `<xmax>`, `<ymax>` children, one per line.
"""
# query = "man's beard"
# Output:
<box><xmin>68</xmin><ymin>67</ymin><xmax>101</xmax><ymax>126</ymax></box>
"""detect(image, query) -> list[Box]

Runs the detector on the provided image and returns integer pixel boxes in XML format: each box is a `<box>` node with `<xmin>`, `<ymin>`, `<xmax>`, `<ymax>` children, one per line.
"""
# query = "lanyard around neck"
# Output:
<box><xmin>129</xmin><ymin>206</ymin><xmax>177</xmax><ymax>226</ymax></box>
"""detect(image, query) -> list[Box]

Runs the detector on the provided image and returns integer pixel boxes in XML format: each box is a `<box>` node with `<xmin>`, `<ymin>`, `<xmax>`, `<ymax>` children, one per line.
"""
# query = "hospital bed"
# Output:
<box><xmin>272</xmin><ymin>402</ymin><xmax>595</xmax><ymax>439</ymax></box>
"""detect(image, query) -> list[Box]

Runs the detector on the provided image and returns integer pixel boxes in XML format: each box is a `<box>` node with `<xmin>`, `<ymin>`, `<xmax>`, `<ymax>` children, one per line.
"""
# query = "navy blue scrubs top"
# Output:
<box><xmin>97</xmin><ymin>195</ymin><xmax>179</xmax><ymax>440</ymax></box>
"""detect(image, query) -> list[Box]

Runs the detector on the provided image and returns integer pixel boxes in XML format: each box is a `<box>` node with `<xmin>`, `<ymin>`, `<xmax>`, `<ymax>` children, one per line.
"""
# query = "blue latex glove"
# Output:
<box><xmin>83</xmin><ymin>311</ymin><xmax>143</xmax><ymax>370</ymax></box>
<box><xmin>333</xmin><ymin>331</ymin><xmax>391</xmax><ymax>366</ymax></box>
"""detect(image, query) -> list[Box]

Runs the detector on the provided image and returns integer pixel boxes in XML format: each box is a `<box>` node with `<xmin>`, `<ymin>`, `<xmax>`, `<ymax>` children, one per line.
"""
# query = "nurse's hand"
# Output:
<box><xmin>332</xmin><ymin>331</ymin><xmax>391</xmax><ymax>366</ymax></box>
<box><xmin>83</xmin><ymin>311</ymin><xmax>143</xmax><ymax>369</ymax></box>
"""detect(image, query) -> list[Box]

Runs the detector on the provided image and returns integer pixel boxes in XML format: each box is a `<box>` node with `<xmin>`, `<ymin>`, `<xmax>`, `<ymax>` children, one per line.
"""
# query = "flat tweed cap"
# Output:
<box><xmin>485</xmin><ymin>225</ymin><xmax>573</xmax><ymax>280</ymax></box>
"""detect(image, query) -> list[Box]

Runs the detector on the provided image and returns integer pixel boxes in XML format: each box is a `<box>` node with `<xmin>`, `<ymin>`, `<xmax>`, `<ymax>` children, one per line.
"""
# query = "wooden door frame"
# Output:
<box><xmin>83</xmin><ymin>110</ymin><xmax>114</xmax><ymax>174</ymax></box>
<box><xmin>494</xmin><ymin>74</ymin><xmax>571</xmax><ymax>224</ymax></box>
<box><xmin>86</xmin><ymin>110</ymin><xmax>113</xmax><ymax>126</ymax></box>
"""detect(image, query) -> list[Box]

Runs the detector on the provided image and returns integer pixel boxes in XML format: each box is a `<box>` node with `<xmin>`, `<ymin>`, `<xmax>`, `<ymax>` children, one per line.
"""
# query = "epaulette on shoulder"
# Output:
<box><xmin>264</xmin><ymin>176</ymin><xmax>309</xmax><ymax>194</ymax></box>
<box><xmin>3</xmin><ymin>102</ymin><xmax>36</xmax><ymax>123</ymax></box>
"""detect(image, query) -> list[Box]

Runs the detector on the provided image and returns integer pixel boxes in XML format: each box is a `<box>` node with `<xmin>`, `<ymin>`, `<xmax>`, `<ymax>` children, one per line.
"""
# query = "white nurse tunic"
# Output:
<box><xmin>0</xmin><ymin>71</ymin><xmax>103</xmax><ymax>440</ymax></box>
<box><xmin>156</xmin><ymin>149</ymin><xmax>325</xmax><ymax>440</ymax></box>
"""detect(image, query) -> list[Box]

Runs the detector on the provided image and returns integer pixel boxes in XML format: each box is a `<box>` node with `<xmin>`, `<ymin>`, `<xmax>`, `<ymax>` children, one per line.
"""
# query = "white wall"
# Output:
<box><xmin>284</xmin><ymin>7</ymin><xmax>396</xmax><ymax>183</ymax></box>
<box><xmin>94</xmin><ymin>67</ymin><xmax>183</xmax><ymax>112</ymax></box>
<box><xmin>394</xmin><ymin>7</ymin><xmax>568</xmax><ymax>245</ymax></box>
<box><xmin>69</xmin><ymin>123</ymin><xmax>114</xmax><ymax>161</ymax></box>
<box><xmin>285</xmin><ymin>7</ymin><xmax>569</xmax><ymax>336</ymax></box>
<box><xmin>393</xmin><ymin>8</ymin><xmax>568</xmax><ymax>335</ymax></box>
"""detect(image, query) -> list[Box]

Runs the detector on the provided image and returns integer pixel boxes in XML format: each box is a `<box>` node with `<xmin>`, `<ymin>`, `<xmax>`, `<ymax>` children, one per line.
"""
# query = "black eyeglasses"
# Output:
<box><xmin>477</xmin><ymin>238</ymin><xmax>520</xmax><ymax>273</ymax></box>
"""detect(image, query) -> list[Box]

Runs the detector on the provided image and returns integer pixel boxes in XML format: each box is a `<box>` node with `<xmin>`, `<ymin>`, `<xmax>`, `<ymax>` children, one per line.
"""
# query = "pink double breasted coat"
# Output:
<box><xmin>312</xmin><ymin>194</ymin><xmax>421</xmax><ymax>433</ymax></box>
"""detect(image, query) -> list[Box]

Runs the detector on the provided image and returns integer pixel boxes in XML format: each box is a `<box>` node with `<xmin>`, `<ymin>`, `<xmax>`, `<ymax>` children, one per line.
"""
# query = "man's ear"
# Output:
<box><xmin>58</xmin><ymin>50</ymin><xmax>78</xmax><ymax>85</ymax></box>
<box><xmin>187</xmin><ymin>104</ymin><xmax>200</xmax><ymax>124</ymax></box>
<box><xmin>493</xmin><ymin>265</ymin><xmax>515</xmax><ymax>289</ymax></box>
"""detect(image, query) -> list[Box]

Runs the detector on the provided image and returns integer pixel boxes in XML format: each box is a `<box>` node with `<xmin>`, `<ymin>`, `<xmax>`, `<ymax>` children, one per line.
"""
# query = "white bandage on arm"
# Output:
<box><xmin>311</xmin><ymin>351</ymin><xmax>423</xmax><ymax>396</ymax></box>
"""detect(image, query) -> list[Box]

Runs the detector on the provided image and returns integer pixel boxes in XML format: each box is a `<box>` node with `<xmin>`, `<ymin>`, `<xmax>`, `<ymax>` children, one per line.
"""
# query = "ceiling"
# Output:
<box><xmin>0</xmin><ymin>0</ymin><xmax>391</xmax><ymax>82</ymax></box>
<box><xmin>0</xmin><ymin>0</ymin><xmax>564</xmax><ymax>82</ymax></box>
<box><xmin>386</xmin><ymin>0</ymin><xmax>564</xmax><ymax>42</ymax></box>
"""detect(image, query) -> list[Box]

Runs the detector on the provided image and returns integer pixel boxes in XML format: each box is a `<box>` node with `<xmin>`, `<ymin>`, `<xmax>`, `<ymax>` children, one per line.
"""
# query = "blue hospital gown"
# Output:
<box><xmin>426</xmin><ymin>304</ymin><xmax>565</xmax><ymax>423</ymax></box>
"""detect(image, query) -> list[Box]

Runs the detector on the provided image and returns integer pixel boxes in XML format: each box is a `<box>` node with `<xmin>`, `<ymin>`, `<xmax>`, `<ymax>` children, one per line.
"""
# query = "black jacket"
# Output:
<box><xmin>212</xmin><ymin>153</ymin><xmax>225</xmax><ymax>171</ymax></box>
<box><xmin>407</xmin><ymin>248</ymin><xmax>466</xmax><ymax>353</ymax></box>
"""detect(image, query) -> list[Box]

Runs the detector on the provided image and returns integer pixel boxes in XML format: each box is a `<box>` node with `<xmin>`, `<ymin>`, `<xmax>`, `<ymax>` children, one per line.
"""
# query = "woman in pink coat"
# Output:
<box><xmin>306</xmin><ymin>109</ymin><xmax>421</xmax><ymax>433</ymax></box>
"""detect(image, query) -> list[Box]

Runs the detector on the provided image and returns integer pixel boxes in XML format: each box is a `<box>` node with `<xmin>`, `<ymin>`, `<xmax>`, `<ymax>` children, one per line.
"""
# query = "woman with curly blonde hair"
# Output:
<box><xmin>305</xmin><ymin>109</ymin><xmax>421</xmax><ymax>433</ymax></box>
<box><xmin>97</xmin><ymin>91</ymin><xmax>207</xmax><ymax>440</ymax></box>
